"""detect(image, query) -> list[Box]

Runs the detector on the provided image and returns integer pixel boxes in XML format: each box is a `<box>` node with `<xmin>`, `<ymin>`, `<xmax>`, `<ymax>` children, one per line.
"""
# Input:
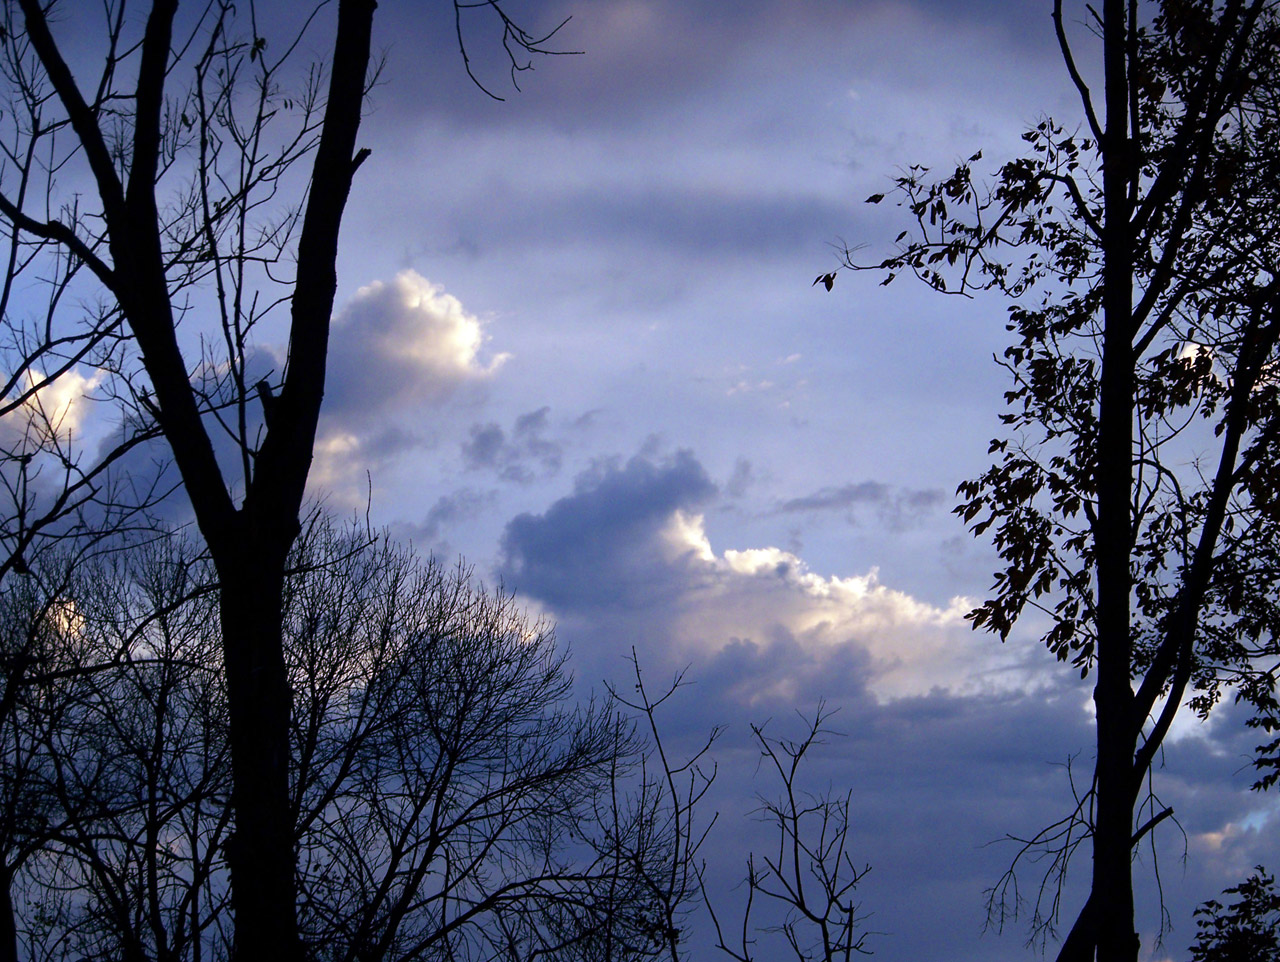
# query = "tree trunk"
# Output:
<box><xmin>218</xmin><ymin>542</ymin><xmax>300</xmax><ymax>962</ymax></box>
<box><xmin>0</xmin><ymin>869</ymin><xmax>17</xmax><ymax>962</ymax></box>
<box><xmin>1092</xmin><ymin>2</ymin><xmax>1139</xmax><ymax>961</ymax></box>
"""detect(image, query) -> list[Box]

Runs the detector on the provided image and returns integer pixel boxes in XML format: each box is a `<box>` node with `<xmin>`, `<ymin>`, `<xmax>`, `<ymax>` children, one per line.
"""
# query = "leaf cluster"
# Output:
<box><xmin>1190</xmin><ymin>867</ymin><xmax>1280</xmax><ymax>962</ymax></box>
<box><xmin>839</xmin><ymin>2</ymin><xmax>1280</xmax><ymax>709</ymax></box>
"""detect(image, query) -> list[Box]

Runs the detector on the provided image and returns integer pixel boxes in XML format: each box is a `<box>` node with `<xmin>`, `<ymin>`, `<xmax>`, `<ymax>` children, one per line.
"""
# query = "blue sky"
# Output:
<box><xmin>31</xmin><ymin>1</ymin><xmax>1280</xmax><ymax>960</ymax></box>
<box><xmin>298</xmin><ymin>4</ymin><xmax>1280</xmax><ymax>959</ymax></box>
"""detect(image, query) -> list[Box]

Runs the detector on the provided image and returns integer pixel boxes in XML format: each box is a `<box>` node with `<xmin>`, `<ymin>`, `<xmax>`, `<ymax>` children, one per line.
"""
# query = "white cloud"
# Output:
<box><xmin>3</xmin><ymin>367</ymin><xmax>102</xmax><ymax>445</ymax></box>
<box><xmin>326</xmin><ymin>270</ymin><xmax>508</xmax><ymax>426</ymax></box>
<box><xmin>659</xmin><ymin>510</ymin><xmax>1050</xmax><ymax>703</ymax></box>
<box><xmin>308</xmin><ymin>431</ymin><xmax>364</xmax><ymax>496</ymax></box>
<box><xmin>310</xmin><ymin>272</ymin><xmax>509</xmax><ymax>501</ymax></box>
<box><xmin>500</xmin><ymin>452</ymin><xmax>1057</xmax><ymax>707</ymax></box>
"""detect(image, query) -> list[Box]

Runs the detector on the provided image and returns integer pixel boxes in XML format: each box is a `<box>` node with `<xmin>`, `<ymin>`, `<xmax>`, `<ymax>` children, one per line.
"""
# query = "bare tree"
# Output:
<box><xmin>0</xmin><ymin>534</ymin><xmax>227</xmax><ymax>962</ymax></box>
<box><xmin>0</xmin><ymin>3</ymin><xmax>567</xmax><ymax>960</ymax></box>
<box><xmin>616</xmin><ymin>659</ymin><xmax>871</xmax><ymax>962</ymax></box>
<box><xmin>0</xmin><ymin>2</ymin><xmax>167</xmax><ymax>580</ymax></box>
<box><xmin>703</xmin><ymin>710</ymin><xmax>870</xmax><ymax>962</ymax></box>
<box><xmin>280</xmin><ymin>518</ymin><xmax>682</xmax><ymax>962</ymax></box>
<box><xmin>0</xmin><ymin>517</ymin><xmax>699</xmax><ymax>962</ymax></box>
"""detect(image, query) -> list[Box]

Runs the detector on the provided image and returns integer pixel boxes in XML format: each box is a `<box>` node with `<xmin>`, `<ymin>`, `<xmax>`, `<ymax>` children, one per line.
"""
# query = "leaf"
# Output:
<box><xmin>866</xmin><ymin>193</ymin><xmax>885</xmax><ymax>204</ymax></box>
<box><xmin>813</xmin><ymin>273</ymin><xmax>836</xmax><ymax>292</ymax></box>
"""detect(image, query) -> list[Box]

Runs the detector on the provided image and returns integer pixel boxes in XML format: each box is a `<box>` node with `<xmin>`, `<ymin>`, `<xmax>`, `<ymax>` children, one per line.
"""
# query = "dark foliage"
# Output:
<box><xmin>1191</xmin><ymin>868</ymin><xmax>1280</xmax><ymax>962</ymax></box>
<box><xmin>825</xmin><ymin>2</ymin><xmax>1280</xmax><ymax>959</ymax></box>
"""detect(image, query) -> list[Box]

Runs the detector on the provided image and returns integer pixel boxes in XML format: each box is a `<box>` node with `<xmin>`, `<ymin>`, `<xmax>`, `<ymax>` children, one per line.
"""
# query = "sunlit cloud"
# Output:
<box><xmin>659</xmin><ymin>509</ymin><xmax>1039</xmax><ymax>703</ymax></box>
<box><xmin>499</xmin><ymin>450</ymin><xmax>1052</xmax><ymax>706</ymax></box>
<box><xmin>325</xmin><ymin>270</ymin><xmax>508</xmax><ymax>427</ymax></box>
<box><xmin>3</xmin><ymin>367</ymin><xmax>102</xmax><ymax>444</ymax></box>
<box><xmin>309</xmin><ymin>272</ymin><xmax>510</xmax><ymax>501</ymax></box>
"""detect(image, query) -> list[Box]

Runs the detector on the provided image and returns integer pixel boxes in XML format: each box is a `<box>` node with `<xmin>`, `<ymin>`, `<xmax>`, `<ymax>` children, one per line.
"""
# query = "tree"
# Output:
<box><xmin>280</xmin><ymin>519</ymin><xmax>678</xmax><ymax>962</ymax></box>
<box><xmin>0</xmin><ymin>534</ymin><xmax>228</xmax><ymax>962</ymax></box>
<box><xmin>701</xmin><ymin>711</ymin><xmax>870</xmax><ymax>962</ymax></box>
<box><xmin>0</xmin><ymin>5</ymin><xmax>168</xmax><ymax>581</ymax></box>
<box><xmin>1190</xmin><ymin>868</ymin><xmax>1280</xmax><ymax>962</ymax></box>
<box><xmin>0</xmin><ymin>3</ymin><xmax>566</xmax><ymax>961</ymax></box>
<box><xmin>0</xmin><ymin>516</ymin><xmax>697</xmax><ymax>962</ymax></box>
<box><xmin>820</xmin><ymin>2</ymin><xmax>1280</xmax><ymax>960</ymax></box>
<box><xmin>617</xmin><ymin>661</ymin><xmax>872</xmax><ymax>962</ymax></box>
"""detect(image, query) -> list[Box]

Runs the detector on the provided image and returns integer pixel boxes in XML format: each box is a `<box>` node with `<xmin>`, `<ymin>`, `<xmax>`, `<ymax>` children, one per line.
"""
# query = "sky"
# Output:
<box><xmin>27</xmin><ymin>1</ymin><xmax>1280</xmax><ymax>960</ymax></box>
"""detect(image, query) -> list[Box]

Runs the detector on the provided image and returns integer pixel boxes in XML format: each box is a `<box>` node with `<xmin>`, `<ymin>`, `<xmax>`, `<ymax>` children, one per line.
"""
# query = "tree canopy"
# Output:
<box><xmin>823</xmin><ymin>1</ymin><xmax>1280</xmax><ymax>959</ymax></box>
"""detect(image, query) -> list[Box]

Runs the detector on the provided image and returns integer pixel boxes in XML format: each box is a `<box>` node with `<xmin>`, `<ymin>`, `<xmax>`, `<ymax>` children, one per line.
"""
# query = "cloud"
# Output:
<box><xmin>497</xmin><ymin>452</ymin><xmax>1280</xmax><ymax>962</ymax></box>
<box><xmin>388</xmin><ymin>488</ymin><xmax>498</xmax><ymax>550</ymax></box>
<box><xmin>498</xmin><ymin>449</ymin><xmax>1038</xmax><ymax>703</ymax></box>
<box><xmin>324</xmin><ymin>270</ymin><xmax>508</xmax><ymax>429</ymax></box>
<box><xmin>2</xmin><ymin>368</ymin><xmax>103</xmax><ymax>447</ymax></box>
<box><xmin>779</xmin><ymin>481</ymin><xmax>890</xmax><ymax>512</ymax></box>
<box><xmin>461</xmin><ymin>423</ymin><xmax>505</xmax><ymax>468</ymax></box>
<box><xmin>308</xmin><ymin>272</ymin><xmax>507</xmax><ymax>500</ymax></box>
<box><xmin>661</xmin><ymin>512</ymin><xmax>1028</xmax><ymax>703</ymax></box>
<box><xmin>461</xmin><ymin>406</ymin><xmax>563</xmax><ymax>483</ymax></box>
<box><xmin>725</xmin><ymin>457</ymin><xmax>754</xmax><ymax>498</ymax></box>
<box><xmin>778</xmin><ymin>480</ymin><xmax>945</xmax><ymax>530</ymax></box>
<box><xmin>499</xmin><ymin>449</ymin><xmax>716</xmax><ymax>612</ymax></box>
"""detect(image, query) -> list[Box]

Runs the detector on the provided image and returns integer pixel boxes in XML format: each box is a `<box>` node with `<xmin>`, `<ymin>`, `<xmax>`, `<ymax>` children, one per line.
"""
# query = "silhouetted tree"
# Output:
<box><xmin>617</xmin><ymin>659</ymin><xmax>872</xmax><ymax>962</ymax></box>
<box><xmin>821</xmin><ymin>2</ymin><xmax>1280</xmax><ymax>960</ymax></box>
<box><xmin>280</xmin><ymin>519</ymin><xmax>679</xmax><ymax>962</ymax></box>
<box><xmin>702</xmin><ymin>709</ymin><xmax>869</xmax><ymax>962</ymax></box>
<box><xmin>0</xmin><ymin>517</ymin><xmax>695</xmax><ymax>962</ymax></box>
<box><xmin>1190</xmin><ymin>868</ymin><xmax>1280</xmax><ymax>962</ymax></box>
<box><xmin>0</xmin><ymin>3</ymin><xmax>567</xmax><ymax>960</ymax></box>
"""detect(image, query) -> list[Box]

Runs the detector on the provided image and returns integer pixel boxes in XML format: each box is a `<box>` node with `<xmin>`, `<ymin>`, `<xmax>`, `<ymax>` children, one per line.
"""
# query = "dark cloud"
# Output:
<box><xmin>462</xmin><ymin>407</ymin><xmax>564</xmax><ymax>483</ymax></box>
<box><xmin>368</xmin><ymin>0</ymin><xmax>771</xmax><ymax>130</ymax></box>
<box><xmin>491</xmin><ymin>443</ymin><xmax>1280</xmax><ymax>960</ymax></box>
<box><xmin>500</xmin><ymin>448</ymin><xmax>1006</xmax><ymax>701</ymax></box>
<box><xmin>621</xmin><ymin>639</ymin><xmax>1280</xmax><ymax>962</ymax></box>
<box><xmin>572</xmin><ymin>408</ymin><xmax>603</xmax><ymax>430</ymax></box>
<box><xmin>725</xmin><ymin>457</ymin><xmax>754</xmax><ymax>498</ymax></box>
<box><xmin>539</xmin><ymin>187</ymin><xmax>854</xmax><ymax>258</ymax></box>
<box><xmin>435</xmin><ymin>185</ymin><xmax>854</xmax><ymax>263</ymax></box>
<box><xmin>780</xmin><ymin>481</ymin><xmax>891</xmax><ymax>513</ymax></box>
<box><xmin>779</xmin><ymin>480</ymin><xmax>945</xmax><ymax>529</ymax></box>
<box><xmin>498</xmin><ymin>448</ymin><xmax>716</xmax><ymax>611</ymax></box>
<box><xmin>369</xmin><ymin>0</ymin><xmax>1054</xmax><ymax>133</ymax></box>
<box><xmin>418</xmin><ymin>488</ymin><xmax>497</xmax><ymax>542</ymax></box>
<box><xmin>514</xmin><ymin>407</ymin><xmax>550</xmax><ymax>435</ymax></box>
<box><xmin>461</xmin><ymin>423</ymin><xmax>506</xmax><ymax>469</ymax></box>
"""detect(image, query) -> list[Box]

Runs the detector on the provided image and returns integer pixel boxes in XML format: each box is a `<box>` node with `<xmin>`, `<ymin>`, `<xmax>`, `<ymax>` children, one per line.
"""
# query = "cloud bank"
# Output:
<box><xmin>493</xmin><ymin>446</ymin><xmax>1280</xmax><ymax>961</ymax></box>
<box><xmin>499</xmin><ymin>449</ymin><xmax>1045</xmax><ymax>703</ymax></box>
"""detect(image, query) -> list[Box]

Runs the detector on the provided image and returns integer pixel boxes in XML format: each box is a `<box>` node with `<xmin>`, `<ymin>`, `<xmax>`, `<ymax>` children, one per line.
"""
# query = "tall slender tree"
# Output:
<box><xmin>822</xmin><ymin>2</ymin><xmax>1280</xmax><ymax>960</ymax></box>
<box><xmin>0</xmin><ymin>3</ymin><xmax>565</xmax><ymax>960</ymax></box>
